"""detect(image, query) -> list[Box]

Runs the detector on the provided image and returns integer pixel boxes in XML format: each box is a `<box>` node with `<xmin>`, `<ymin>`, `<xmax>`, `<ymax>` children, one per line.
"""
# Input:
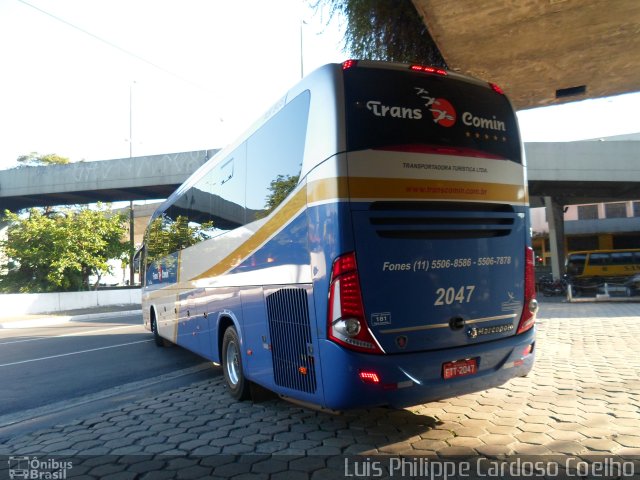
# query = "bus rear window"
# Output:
<box><xmin>344</xmin><ymin>67</ymin><xmax>522</xmax><ymax>163</ymax></box>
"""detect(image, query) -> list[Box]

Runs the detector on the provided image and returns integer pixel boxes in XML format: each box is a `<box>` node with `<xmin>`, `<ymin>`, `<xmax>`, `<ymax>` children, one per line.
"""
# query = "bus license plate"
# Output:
<box><xmin>442</xmin><ymin>358</ymin><xmax>478</xmax><ymax>380</ymax></box>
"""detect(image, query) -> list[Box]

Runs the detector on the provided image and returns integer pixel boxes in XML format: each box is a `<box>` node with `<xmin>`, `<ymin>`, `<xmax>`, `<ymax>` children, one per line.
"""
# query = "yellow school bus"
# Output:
<box><xmin>566</xmin><ymin>249</ymin><xmax>640</xmax><ymax>280</ymax></box>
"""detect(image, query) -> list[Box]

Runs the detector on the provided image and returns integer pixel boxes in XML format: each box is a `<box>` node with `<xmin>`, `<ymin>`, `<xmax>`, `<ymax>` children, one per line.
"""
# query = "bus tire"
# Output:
<box><xmin>222</xmin><ymin>326</ymin><xmax>251</xmax><ymax>401</ymax></box>
<box><xmin>151</xmin><ymin>312</ymin><xmax>171</xmax><ymax>347</ymax></box>
<box><xmin>151</xmin><ymin>315</ymin><xmax>164</xmax><ymax>347</ymax></box>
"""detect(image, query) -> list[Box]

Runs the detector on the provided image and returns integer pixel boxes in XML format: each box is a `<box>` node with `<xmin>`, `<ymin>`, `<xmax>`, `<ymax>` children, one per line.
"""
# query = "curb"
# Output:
<box><xmin>0</xmin><ymin>309</ymin><xmax>142</xmax><ymax>329</ymax></box>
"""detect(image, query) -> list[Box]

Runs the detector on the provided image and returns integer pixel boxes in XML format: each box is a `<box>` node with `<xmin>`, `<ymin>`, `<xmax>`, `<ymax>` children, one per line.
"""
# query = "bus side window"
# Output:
<box><xmin>611</xmin><ymin>252</ymin><xmax>634</xmax><ymax>265</ymax></box>
<box><xmin>184</xmin><ymin>144</ymin><xmax>247</xmax><ymax>238</ymax></box>
<box><xmin>245</xmin><ymin>91</ymin><xmax>310</xmax><ymax>221</ymax></box>
<box><xmin>566</xmin><ymin>254</ymin><xmax>587</xmax><ymax>276</ymax></box>
<box><xmin>589</xmin><ymin>253</ymin><xmax>610</xmax><ymax>266</ymax></box>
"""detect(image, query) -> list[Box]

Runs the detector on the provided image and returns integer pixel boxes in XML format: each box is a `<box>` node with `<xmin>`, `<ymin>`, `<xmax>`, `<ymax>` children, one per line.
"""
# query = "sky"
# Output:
<box><xmin>0</xmin><ymin>0</ymin><xmax>639</xmax><ymax>172</ymax></box>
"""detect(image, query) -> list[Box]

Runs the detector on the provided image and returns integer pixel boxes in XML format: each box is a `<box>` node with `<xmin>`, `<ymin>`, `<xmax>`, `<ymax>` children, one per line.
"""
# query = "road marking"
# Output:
<box><xmin>0</xmin><ymin>339</ymin><xmax>153</xmax><ymax>368</ymax></box>
<box><xmin>0</xmin><ymin>325</ymin><xmax>142</xmax><ymax>346</ymax></box>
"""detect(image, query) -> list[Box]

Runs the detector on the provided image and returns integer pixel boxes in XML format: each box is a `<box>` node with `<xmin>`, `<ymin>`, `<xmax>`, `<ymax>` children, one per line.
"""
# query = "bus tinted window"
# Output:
<box><xmin>611</xmin><ymin>252</ymin><xmax>634</xmax><ymax>265</ymax></box>
<box><xmin>189</xmin><ymin>144</ymin><xmax>247</xmax><ymax>234</ymax></box>
<box><xmin>589</xmin><ymin>253</ymin><xmax>610</xmax><ymax>266</ymax></box>
<box><xmin>344</xmin><ymin>67</ymin><xmax>521</xmax><ymax>162</ymax></box>
<box><xmin>566</xmin><ymin>254</ymin><xmax>587</xmax><ymax>276</ymax></box>
<box><xmin>246</xmin><ymin>91</ymin><xmax>310</xmax><ymax>221</ymax></box>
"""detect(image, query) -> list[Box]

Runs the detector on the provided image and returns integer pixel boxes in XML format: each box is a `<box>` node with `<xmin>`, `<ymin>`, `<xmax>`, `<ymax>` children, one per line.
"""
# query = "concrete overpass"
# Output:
<box><xmin>527</xmin><ymin>140</ymin><xmax>640</xmax><ymax>207</ymax></box>
<box><xmin>1</xmin><ymin>142</ymin><xmax>638</xmax><ymax>212</ymax></box>
<box><xmin>0</xmin><ymin>149</ymin><xmax>217</xmax><ymax>211</ymax></box>
<box><xmin>413</xmin><ymin>0</ymin><xmax>640</xmax><ymax>110</ymax></box>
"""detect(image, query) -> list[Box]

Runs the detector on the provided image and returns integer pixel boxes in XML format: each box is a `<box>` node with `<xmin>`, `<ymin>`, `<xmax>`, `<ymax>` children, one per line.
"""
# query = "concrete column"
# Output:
<box><xmin>544</xmin><ymin>196</ymin><xmax>566</xmax><ymax>280</ymax></box>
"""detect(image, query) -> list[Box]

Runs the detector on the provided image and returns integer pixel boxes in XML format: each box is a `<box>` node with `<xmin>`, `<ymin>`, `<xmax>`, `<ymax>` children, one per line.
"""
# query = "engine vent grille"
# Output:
<box><xmin>266</xmin><ymin>288</ymin><xmax>317</xmax><ymax>394</ymax></box>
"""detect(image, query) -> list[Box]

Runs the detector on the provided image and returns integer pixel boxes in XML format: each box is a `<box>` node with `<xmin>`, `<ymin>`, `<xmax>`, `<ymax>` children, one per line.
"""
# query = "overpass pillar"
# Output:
<box><xmin>544</xmin><ymin>196</ymin><xmax>566</xmax><ymax>280</ymax></box>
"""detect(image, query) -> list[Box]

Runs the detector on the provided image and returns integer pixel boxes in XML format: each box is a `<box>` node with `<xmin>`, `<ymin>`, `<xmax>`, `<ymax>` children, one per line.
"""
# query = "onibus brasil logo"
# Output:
<box><xmin>8</xmin><ymin>457</ymin><xmax>72</xmax><ymax>479</ymax></box>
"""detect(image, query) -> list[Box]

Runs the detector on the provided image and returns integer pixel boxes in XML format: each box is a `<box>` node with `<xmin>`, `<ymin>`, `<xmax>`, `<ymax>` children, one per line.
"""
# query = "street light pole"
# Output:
<box><xmin>129</xmin><ymin>81</ymin><xmax>135</xmax><ymax>286</ymax></box>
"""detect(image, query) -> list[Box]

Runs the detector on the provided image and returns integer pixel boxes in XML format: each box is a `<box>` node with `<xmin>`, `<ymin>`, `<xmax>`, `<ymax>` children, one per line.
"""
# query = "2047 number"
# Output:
<box><xmin>434</xmin><ymin>285</ymin><xmax>476</xmax><ymax>306</ymax></box>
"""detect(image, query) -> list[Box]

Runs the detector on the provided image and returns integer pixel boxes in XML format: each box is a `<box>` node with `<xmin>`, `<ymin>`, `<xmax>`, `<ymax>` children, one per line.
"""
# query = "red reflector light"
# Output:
<box><xmin>342</xmin><ymin>59</ymin><xmax>357</xmax><ymax>70</ymax></box>
<box><xmin>359</xmin><ymin>371</ymin><xmax>380</xmax><ymax>384</ymax></box>
<box><xmin>410</xmin><ymin>64</ymin><xmax>447</xmax><ymax>76</ymax></box>
<box><xmin>489</xmin><ymin>82</ymin><xmax>505</xmax><ymax>95</ymax></box>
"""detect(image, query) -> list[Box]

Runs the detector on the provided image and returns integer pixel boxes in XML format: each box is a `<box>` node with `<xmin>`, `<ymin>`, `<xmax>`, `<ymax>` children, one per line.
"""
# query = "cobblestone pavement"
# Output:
<box><xmin>1</xmin><ymin>301</ymin><xmax>639</xmax><ymax>479</ymax></box>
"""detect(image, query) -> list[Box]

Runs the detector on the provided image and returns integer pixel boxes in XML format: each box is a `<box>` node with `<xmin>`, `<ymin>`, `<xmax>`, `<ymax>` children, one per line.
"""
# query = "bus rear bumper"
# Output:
<box><xmin>317</xmin><ymin>327</ymin><xmax>536</xmax><ymax>410</ymax></box>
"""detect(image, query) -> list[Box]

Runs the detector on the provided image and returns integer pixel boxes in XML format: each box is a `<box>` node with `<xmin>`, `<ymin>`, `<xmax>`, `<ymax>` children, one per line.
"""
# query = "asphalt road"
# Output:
<box><xmin>0</xmin><ymin>312</ymin><xmax>212</xmax><ymax>437</ymax></box>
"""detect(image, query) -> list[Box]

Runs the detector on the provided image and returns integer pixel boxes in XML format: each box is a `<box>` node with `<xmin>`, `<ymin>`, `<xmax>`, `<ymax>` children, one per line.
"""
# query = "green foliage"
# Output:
<box><xmin>317</xmin><ymin>0</ymin><xmax>446</xmax><ymax>66</ymax></box>
<box><xmin>265</xmin><ymin>174</ymin><xmax>299</xmax><ymax>213</ymax></box>
<box><xmin>145</xmin><ymin>215</ymin><xmax>214</xmax><ymax>264</ymax></box>
<box><xmin>16</xmin><ymin>152</ymin><xmax>71</xmax><ymax>166</ymax></box>
<box><xmin>0</xmin><ymin>205</ymin><xmax>130</xmax><ymax>292</ymax></box>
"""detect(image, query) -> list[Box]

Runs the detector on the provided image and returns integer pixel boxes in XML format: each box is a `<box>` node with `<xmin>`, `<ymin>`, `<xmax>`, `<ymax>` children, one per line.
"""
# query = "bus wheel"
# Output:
<box><xmin>151</xmin><ymin>313</ymin><xmax>171</xmax><ymax>347</ymax></box>
<box><xmin>222</xmin><ymin>326</ymin><xmax>251</xmax><ymax>401</ymax></box>
<box><xmin>151</xmin><ymin>315</ymin><xmax>164</xmax><ymax>347</ymax></box>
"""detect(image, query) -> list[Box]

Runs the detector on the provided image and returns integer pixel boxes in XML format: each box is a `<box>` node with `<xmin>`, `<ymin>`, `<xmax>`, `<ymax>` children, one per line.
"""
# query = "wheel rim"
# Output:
<box><xmin>225</xmin><ymin>340</ymin><xmax>240</xmax><ymax>386</ymax></box>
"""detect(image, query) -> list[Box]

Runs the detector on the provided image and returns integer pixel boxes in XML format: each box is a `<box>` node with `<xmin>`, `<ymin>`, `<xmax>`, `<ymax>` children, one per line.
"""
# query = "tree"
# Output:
<box><xmin>317</xmin><ymin>0</ymin><xmax>446</xmax><ymax>67</ymax></box>
<box><xmin>264</xmin><ymin>174</ymin><xmax>299</xmax><ymax>214</ymax></box>
<box><xmin>145</xmin><ymin>215</ymin><xmax>214</xmax><ymax>264</ymax></box>
<box><xmin>0</xmin><ymin>205</ymin><xmax>130</xmax><ymax>292</ymax></box>
<box><xmin>16</xmin><ymin>152</ymin><xmax>71</xmax><ymax>166</ymax></box>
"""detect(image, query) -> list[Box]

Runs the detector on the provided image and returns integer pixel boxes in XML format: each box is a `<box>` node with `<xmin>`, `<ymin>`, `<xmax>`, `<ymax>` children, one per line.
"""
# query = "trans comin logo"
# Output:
<box><xmin>363</xmin><ymin>86</ymin><xmax>507</xmax><ymax>131</ymax></box>
<box><xmin>364</xmin><ymin>94</ymin><xmax>457</xmax><ymax>127</ymax></box>
<box><xmin>429</xmin><ymin>98</ymin><xmax>456</xmax><ymax>127</ymax></box>
<box><xmin>415</xmin><ymin>87</ymin><xmax>456</xmax><ymax>127</ymax></box>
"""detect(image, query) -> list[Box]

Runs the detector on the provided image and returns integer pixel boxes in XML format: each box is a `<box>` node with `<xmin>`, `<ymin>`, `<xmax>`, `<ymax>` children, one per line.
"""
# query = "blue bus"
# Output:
<box><xmin>140</xmin><ymin>60</ymin><xmax>537</xmax><ymax>410</ymax></box>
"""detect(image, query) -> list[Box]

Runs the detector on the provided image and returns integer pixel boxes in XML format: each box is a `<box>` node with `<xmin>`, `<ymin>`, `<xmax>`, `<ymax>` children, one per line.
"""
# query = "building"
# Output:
<box><xmin>532</xmin><ymin>200</ymin><xmax>640</xmax><ymax>266</ymax></box>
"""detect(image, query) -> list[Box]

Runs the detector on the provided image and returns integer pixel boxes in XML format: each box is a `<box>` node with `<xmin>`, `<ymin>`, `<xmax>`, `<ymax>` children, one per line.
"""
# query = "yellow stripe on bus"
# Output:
<box><xmin>347</xmin><ymin>177</ymin><xmax>527</xmax><ymax>204</ymax></box>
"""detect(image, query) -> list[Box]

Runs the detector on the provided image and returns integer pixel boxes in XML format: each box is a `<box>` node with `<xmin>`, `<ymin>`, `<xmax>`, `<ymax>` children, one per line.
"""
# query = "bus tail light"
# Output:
<box><xmin>328</xmin><ymin>252</ymin><xmax>384</xmax><ymax>354</ymax></box>
<box><xmin>517</xmin><ymin>247</ymin><xmax>538</xmax><ymax>334</ymax></box>
<box><xmin>489</xmin><ymin>82</ymin><xmax>505</xmax><ymax>95</ymax></box>
<box><xmin>342</xmin><ymin>59</ymin><xmax>358</xmax><ymax>70</ymax></box>
<box><xmin>410</xmin><ymin>64</ymin><xmax>447</xmax><ymax>76</ymax></box>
